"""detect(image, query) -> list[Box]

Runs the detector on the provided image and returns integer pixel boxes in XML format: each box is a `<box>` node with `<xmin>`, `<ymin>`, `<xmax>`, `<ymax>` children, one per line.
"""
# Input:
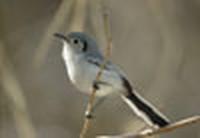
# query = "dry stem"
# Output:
<box><xmin>0</xmin><ymin>43</ymin><xmax>37</xmax><ymax>138</ymax></box>
<box><xmin>97</xmin><ymin>115</ymin><xmax>200</xmax><ymax>138</ymax></box>
<box><xmin>79</xmin><ymin>9</ymin><xmax>112</xmax><ymax>138</ymax></box>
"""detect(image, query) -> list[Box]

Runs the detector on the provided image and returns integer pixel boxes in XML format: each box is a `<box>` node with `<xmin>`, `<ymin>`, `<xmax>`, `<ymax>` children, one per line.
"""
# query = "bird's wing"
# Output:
<box><xmin>86</xmin><ymin>57</ymin><xmax>112</xmax><ymax>71</ymax></box>
<box><xmin>86</xmin><ymin>56</ymin><xmax>128</xmax><ymax>82</ymax></box>
<box><xmin>86</xmin><ymin>56</ymin><xmax>125</xmax><ymax>72</ymax></box>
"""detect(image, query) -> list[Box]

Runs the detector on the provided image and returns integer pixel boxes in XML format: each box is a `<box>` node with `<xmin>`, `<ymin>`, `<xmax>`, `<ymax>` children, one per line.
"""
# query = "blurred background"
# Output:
<box><xmin>0</xmin><ymin>0</ymin><xmax>200</xmax><ymax>138</ymax></box>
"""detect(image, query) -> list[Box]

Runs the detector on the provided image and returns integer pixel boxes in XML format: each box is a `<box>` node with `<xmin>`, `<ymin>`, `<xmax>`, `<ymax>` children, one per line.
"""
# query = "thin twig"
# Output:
<box><xmin>79</xmin><ymin>8</ymin><xmax>112</xmax><ymax>138</ymax></box>
<box><xmin>97</xmin><ymin>115</ymin><xmax>200</xmax><ymax>138</ymax></box>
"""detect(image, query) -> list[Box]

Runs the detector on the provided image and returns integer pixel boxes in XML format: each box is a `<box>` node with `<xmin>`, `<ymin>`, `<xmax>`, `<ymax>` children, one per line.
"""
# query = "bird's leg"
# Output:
<box><xmin>91</xmin><ymin>97</ymin><xmax>106</xmax><ymax>113</ymax></box>
<box><xmin>85</xmin><ymin>97</ymin><xmax>106</xmax><ymax>119</ymax></box>
<box><xmin>85</xmin><ymin>80</ymin><xmax>109</xmax><ymax>119</ymax></box>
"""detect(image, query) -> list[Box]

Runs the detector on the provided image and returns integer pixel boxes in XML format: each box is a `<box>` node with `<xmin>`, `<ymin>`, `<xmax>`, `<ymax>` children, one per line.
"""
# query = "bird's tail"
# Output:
<box><xmin>121</xmin><ymin>77</ymin><xmax>170</xmax><ymax>128</ymax></box>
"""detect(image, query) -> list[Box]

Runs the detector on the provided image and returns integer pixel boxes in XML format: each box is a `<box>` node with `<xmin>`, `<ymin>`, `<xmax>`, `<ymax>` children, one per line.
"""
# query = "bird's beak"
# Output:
<box><xmin>53</xmin><ymin>32</ymin><xmax>70</xmax><ymax>43</ymax></box>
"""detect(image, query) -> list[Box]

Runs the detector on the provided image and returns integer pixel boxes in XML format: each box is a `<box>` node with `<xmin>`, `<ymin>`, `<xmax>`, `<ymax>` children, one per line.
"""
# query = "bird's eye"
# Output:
<box><xmin>73</xmin><ymin>39</ymin><xmax>79</xmax><ymax>44</ymax></box>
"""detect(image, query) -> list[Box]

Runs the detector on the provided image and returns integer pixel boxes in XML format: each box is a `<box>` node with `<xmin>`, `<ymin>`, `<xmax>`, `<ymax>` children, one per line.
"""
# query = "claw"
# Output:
<box><xmin>85</xmin><ymin>111</ymin><xmax>94</xmax><ymax>119</ymax></box>
<box><xmin>92</xmin><ymin>81</ymin><xmax>99</xmax><ymax>90</ymax></box>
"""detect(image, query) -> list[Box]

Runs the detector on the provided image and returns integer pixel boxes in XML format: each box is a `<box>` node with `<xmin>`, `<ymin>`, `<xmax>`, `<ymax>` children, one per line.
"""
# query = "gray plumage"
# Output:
<box><xmin>54</xmin><ymin>32</ymin><xmax>170</xmax><ymax>128</ymax></box>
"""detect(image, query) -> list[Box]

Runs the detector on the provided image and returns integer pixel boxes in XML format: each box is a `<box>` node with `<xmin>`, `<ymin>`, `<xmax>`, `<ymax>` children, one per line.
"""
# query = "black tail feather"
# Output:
<box><xmin>126</xmin><ymin>93</ymin><xmax>170</xmax><ymax>127</ymax></box>
<box><xmin>121</xmin><ymin>76</ymin><xmax>170</xmax><ymax>128</ymax></box>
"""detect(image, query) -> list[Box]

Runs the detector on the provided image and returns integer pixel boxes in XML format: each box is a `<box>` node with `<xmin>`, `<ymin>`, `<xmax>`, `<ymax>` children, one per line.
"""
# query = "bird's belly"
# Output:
<box><xmin>67</xmin><ymin>62</ymin><xmax>95</xmax><ymax>94</ymax></box>
<box><xmin>72</xmin><ymin>70</ymin><xmax>112</xmax><ymax>97</ymax></box>
<box><xmin>76</xmin><ymin>80</ymin><xmax>114</xmax><ymax>97</ymax></box>
<box><xmin>65</xmin><ymin>57</ymin><xmax>124</xmax><ymax>97</ymax></box>
<box><xmin>68</xmin><ymin>64</ymin><xmax>114</xmax><ymax>97</ymax></box>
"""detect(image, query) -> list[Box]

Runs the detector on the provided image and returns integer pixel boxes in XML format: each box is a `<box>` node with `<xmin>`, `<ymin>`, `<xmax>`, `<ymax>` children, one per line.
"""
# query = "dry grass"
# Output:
<box><xmin>0</xmin><ymin>43</ymin><xmax>36</xmax><ymax>138</ymax></box>
<box><xmin>34</xmin><ymin>0</ymin><xmax>74</xmax><ymax>68</ymax></box>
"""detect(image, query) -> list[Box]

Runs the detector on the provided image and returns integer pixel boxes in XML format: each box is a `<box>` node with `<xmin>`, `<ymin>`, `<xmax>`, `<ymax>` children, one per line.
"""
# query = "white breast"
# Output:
<box><xmin>62</xmin><ymin>44</ymin><xmax>78</xmax><ymax>84</ymax></box>
<box><xmin>61</xmin><ymin>44</ymin><xmax>124</xmax><ymax>97</ymax></box>
<box><xmin>62</xmin><ymin>44</ymin><xmax>93</xmax><ymax>94</ymax></box>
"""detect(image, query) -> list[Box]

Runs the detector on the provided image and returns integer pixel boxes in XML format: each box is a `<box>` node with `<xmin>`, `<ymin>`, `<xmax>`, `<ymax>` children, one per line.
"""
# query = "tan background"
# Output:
<box><xmin>0</xmin><ymin>0</ymin><xmax>200</xmax><ymax>138</ymax></box>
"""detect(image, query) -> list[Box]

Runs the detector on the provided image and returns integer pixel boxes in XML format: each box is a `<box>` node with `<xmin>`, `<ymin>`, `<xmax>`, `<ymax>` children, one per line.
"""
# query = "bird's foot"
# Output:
<box><xmin>85</xmin><ymin>111</ymin><xmax>94</xmax><ymax>119</ymax></box>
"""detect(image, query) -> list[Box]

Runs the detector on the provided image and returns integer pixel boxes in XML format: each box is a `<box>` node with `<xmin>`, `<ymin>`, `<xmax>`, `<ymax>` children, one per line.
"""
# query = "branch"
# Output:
<box><xmin>97</xmin><ymin>115</ymin><xmax>200</xmax><ymax>138</ymax></box>
<box><xmin>79</xmin><ymin>7</ymin><xmax>112</xmax><ymax>138</ymax></box>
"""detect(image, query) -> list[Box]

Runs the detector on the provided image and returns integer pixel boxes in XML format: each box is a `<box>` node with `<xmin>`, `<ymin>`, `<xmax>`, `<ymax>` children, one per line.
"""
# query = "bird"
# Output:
<box><xmin>54</xmin><ymin>32</ymin><xmax>170</xmax><ymax>129</ymax></box>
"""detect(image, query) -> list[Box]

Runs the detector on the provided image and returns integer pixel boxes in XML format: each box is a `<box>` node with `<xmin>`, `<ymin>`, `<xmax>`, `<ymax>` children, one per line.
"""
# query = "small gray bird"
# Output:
<box><xmin>54</xmin><ymin>32</ymin><xmax>170</xmax><ymax>129</ymax></box>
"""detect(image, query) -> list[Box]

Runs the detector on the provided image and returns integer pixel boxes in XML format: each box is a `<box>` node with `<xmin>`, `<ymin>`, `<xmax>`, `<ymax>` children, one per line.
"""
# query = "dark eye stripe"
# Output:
<box><xmin>82</xmin><ymin>41</ymin><xmax>87</xmax><ymax>52</ymax></box>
